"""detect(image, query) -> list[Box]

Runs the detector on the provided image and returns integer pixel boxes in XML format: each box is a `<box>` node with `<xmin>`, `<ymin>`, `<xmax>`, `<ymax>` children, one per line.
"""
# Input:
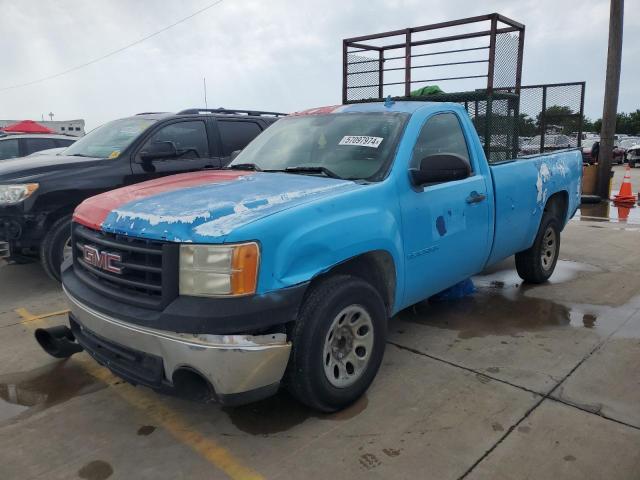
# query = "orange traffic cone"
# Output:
<box><xmin>613</xmin><ymin>164</ymin><xmax>637</xmax><ymax>205</ymax></box>
<box><xmin>617</xmin><ymin>205</ymin><xmax>630</xmax><ymax>221</ymax></box>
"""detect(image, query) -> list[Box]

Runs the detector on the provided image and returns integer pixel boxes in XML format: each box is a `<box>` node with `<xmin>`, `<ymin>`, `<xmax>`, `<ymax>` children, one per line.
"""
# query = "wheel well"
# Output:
<box><xmin>43</xmin><ymin>207</ymin><xmax>74</xmax><ymax>230</ymax></box>
<box><xmin>310</xmin><ymin>251</ymin><xmax>396</xmax><ymax>315</ymax></box>
<box><xmin>544</xmin><ymin>191</ymin><xmax>568</xmax><ymax>226</ymax></box>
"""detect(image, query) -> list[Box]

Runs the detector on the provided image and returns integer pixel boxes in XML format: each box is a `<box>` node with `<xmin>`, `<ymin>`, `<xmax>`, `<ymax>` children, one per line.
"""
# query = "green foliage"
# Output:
<box><xmin>518</xmin><ymin>113</ymin><xmax>537</xmax><ymax>136</ymax></box>
<box><xmin>583</xmin><ymin>110</ymin><xmax>640</xmax><ymax>135</ymax></box>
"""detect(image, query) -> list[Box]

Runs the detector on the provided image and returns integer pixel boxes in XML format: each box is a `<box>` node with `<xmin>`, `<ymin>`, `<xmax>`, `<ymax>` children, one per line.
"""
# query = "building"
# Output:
<box><xmin>0</xmin><ymin>119</ymin><xmax>85</xmax><ymax>137</ymax></box>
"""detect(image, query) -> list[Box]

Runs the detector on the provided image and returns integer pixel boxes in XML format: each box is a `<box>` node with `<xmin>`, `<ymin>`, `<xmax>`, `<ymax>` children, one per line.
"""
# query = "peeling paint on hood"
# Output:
<box><xmin>98</xmin><ymin>172</ymin><xmax>360</xmax><ymax>242</ymax></box>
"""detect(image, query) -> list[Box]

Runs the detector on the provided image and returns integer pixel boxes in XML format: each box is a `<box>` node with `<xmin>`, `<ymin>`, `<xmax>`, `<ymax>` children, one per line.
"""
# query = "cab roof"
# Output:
<box><xmin>293</xmin><ymin>101</ymin><xmax>463</xmax><ymax>116</ymax></box>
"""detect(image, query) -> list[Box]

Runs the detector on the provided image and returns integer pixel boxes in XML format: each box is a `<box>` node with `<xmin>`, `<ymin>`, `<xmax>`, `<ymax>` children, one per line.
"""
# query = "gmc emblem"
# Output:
<box><xmin>82</xmin><ymin>245</ymin><xmax>123</xmax><ymax>274</ymax></box>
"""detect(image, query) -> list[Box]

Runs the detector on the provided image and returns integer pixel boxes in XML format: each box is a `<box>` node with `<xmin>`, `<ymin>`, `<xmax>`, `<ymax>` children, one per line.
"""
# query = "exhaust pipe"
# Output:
<box><xmin>34</xmin><ymin>325</ymin><xmax>83</xmax><ymax>359</ymax></box>
<box><xmin>172</xmin><ymin>368</ymin><xmax>215</xmax><ymax>402</ymax></box>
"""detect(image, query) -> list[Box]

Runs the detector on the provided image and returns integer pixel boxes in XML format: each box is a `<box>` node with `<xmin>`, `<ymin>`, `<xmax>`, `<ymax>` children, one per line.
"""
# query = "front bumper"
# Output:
<box><xmin>64</xmin><ymin>288</ymin><xmax>292</xmax><ymax>404</ymax></box>
<box><xmin>0</xmin><ymin>211</ymin><xmax>46</xmax><ymax>255</ymax></box>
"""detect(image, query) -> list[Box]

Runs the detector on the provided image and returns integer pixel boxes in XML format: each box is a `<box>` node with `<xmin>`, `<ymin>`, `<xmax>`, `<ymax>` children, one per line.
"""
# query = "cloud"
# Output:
<box><xmin>0</xmin><ymin>0</ymin><xmax>637</xmax><ymax>129</ymax></box>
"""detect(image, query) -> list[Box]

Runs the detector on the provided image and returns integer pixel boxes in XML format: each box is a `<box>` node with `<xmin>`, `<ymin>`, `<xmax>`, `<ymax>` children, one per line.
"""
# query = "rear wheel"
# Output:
<box><xmin>285</xmin><ymin>275</ymin><xmax>387</xmax><ymax>412</ymax></box>
<box><xmin>515</xmin><ymin>212</ymin><xmax>560</xmax><ymax>284</ymax></box>
<box><xmin>40</xmin><ymin>215</ymin><xmax>73</xmax><ymax>282</ymax></box>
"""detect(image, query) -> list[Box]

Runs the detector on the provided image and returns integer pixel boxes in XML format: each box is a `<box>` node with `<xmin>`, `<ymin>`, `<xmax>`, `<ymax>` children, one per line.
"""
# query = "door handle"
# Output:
<box><xmin>466</xmin><ymin>192</ymin><xmax>486</xmax><ymax>204</ymax></box>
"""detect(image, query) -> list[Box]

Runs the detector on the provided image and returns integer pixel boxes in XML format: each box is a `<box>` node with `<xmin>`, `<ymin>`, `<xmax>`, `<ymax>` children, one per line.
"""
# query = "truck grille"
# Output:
<box><xmin>72</xmin><ymin>223</ymin><xmax>179</xmax><ymax>310</ymax></box>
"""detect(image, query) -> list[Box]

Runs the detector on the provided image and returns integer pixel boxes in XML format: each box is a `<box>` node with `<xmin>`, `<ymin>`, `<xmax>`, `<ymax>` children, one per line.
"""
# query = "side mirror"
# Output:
<box><xmin>140</xmin><ymin>141</ymin><xmax>178</xmax><ymax>161</ymax></box>
<box><xmin>410</xmin><ymin>153</ymin><xmax>471</xmax><ymax>186</ymax></box>
<box><xmin>230</xmin><ymin>150</ymin><xmax>242</xmax><ymax>161</ymax></box>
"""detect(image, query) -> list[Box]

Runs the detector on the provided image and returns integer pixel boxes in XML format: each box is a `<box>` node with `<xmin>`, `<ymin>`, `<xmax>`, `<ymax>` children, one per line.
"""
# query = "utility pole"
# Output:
<box><xmin>596</xmin><ymin>0</ymin><xmax>624</xmax><ymax>199</ymax></box>
<box><xmin>203</xmin><ymin>77</ymin><xmax>208</xmax><ymax>109</ymax></box>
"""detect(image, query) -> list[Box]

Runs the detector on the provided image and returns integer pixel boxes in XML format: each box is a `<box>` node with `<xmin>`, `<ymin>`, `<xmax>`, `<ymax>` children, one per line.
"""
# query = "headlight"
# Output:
<box><xmin>0</xmin><ymin>184</ymin><xmax>39</xmax><ymax>205</ymax></box>
<box><xmin>179</xmin><ymin>242</ymin><xmax>260</xmax><ymax>297</ymax></box>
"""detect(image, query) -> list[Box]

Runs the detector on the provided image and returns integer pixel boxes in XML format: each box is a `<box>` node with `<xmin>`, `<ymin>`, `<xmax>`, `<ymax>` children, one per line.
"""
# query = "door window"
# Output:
<box><xmin>24</xmin><ymin>138</ymin><xmax>59</xmax><ymax>155</ymax></box>
<box><xmin>411</xmin><ymin>113</ymin><xmax>471</xmax><ymax>171</ymax></box>
<box><xmin>0</xmin><ymin>139</ymin><xmax>19</xmax><ymax>159</ymax></box>
<box><xmin>218</xmin><ymin>121</ymin><xmax>262</xmax><ymax>156</ymax></box>
<box><xmin>141</xmin><ymin>121</ymin><xmax>209</xmax><ymax>159</ymax></box>
<box><xmin>55</xmin><ymin>138</ymin><xmax>75</xmax><ymax>148</ymax></box>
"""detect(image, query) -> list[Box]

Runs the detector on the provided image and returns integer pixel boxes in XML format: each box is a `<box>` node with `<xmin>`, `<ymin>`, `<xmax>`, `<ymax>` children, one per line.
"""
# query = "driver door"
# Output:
<box><xmin>400</xmin><ymin>112</ymin><xmax>492</xmax><ymax>307</ymax></box>
<box><xmin>131</xmin><ymin>120</ymin><xmax>219</xmax><ymax>179</ymax></box>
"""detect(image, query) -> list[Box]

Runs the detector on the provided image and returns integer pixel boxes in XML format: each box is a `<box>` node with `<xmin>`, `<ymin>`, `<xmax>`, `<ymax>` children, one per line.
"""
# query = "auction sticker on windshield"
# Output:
<box><xmin>339</xmin><ymin>136</ymin><xmax>383</xmax><ymax>148</ymax></box>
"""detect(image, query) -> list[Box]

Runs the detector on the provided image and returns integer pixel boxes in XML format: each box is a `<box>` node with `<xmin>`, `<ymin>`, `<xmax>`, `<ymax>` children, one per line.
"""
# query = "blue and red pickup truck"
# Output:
<box><xmin>38</xmin><ymin>100</ymin><xmax>582</xmax><ymax>411</ymax></box>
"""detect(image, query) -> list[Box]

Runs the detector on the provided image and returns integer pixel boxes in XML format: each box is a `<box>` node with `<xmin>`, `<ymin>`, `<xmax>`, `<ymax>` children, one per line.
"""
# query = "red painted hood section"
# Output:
<box><xmin>73</xmin><ymin>170</ymin><xmax>249</xmax><ymax>231</ymax></box>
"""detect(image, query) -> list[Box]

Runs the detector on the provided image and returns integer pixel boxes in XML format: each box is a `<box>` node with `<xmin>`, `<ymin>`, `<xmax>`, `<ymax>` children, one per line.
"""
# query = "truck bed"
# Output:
<box><xmin>486</xmin><ymin>149</ymin><xmax>583</xmax><ymax>267</ymax></box>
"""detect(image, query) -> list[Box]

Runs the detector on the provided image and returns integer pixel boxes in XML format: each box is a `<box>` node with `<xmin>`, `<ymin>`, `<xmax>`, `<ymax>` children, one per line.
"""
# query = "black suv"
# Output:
<box><xmin>0</xmin><ymin>108</ymin><xmax>284</xmax><ymax>280</ymax></box>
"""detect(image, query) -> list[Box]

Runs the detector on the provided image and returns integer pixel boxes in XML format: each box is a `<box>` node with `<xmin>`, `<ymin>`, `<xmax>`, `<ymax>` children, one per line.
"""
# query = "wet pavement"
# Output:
<box><xmin>0</xmin><ymin>214</ymin><xmax>639</xmax><ymax>479</ymax></box>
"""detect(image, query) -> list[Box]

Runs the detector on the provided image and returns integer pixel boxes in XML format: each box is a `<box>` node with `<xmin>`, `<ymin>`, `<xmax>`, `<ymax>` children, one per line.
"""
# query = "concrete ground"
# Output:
<box><xmin>1</xmin><ymin>188</ymin><xmax>639</xmax><ymax>479</ymax></box>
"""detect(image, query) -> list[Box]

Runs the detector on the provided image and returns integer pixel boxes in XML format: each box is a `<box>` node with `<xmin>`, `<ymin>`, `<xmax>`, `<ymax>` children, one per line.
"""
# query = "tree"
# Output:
<box><xmin>536</xmin><ymin>105</ymin><xmax>580</xmax><ymax>135</ymax></box>
<box><xmin>518</xmin><ymin>113</ymin><xmax>537</xmax><ymax>137</ymax></box>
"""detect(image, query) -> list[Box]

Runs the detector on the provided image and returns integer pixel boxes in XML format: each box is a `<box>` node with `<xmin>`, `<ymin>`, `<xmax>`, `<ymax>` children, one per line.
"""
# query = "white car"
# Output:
<box><xmin>625</xmin><ymin>142</ymin><xmax>640</xmax><ymax>167</ymax></box>
<box><xmin>0</xmin><ymin>134</ymin><xmax>76</xmax><ymax>160</ymax></box>
<box><xmin>27</xmin><ymin>147</ymin><xmax>67</xmax><ymax>157</ymax></box>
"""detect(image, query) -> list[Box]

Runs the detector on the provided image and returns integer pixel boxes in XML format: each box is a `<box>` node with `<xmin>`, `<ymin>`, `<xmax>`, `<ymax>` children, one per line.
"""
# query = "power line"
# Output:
<box><xmin>0</xmin><ymin>0</ymin><xmax>224</xmax><ymax>92</ymax></box>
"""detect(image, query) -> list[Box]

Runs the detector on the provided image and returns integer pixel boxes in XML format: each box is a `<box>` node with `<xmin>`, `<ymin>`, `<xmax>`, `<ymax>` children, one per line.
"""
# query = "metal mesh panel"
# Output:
<box><xmin>492</xmin><ymin>32</ymin><xmax>520</xmax><ymax>88</ymax></box>
<box><xmin>346</xmin><ymin>53</ymin><xmax>380</xmax><ymax>102</ymax></box>
<box><xmin>461</xmin><ymin>96</ymin><xmax>518</xmax><ymax>162</ymax></box>
<box><xmin>496</xmin><ymin>83</ymin><xmax>585</xmax><ymax>156</ymax></box>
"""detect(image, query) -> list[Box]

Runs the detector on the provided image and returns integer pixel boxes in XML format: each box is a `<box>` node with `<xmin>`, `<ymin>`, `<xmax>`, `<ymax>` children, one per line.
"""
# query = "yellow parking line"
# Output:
<box><xmin>14</xmin><ymin>307</ymin><xmax>69</xmax><ymax>323</ymax></box>
<box><xmin>16</xmin><ymin>307</ymin><xmax>264</xmax><ymax>480</ymax></box>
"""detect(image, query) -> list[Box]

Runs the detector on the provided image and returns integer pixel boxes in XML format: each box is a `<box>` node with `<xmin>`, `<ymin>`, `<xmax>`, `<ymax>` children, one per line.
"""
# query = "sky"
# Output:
<box><xmin>1</xmin><ymin>0</ymin><xmax>638</xmax><ymax>130</ymax></box>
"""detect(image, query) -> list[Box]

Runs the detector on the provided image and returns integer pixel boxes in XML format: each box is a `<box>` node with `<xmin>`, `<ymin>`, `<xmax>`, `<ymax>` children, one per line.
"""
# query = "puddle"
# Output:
<box><xmin>474</xmin><ymin>260</ymin><xmax>600</xmax><ymax>289</ymax></box>
<box><xmin>0</xmin><ymin>361</ymin><xmax>105</xmax><ymax>424</ymax></box>
<box><xmin>577</xmin><ymin>202</ymin><xmax>640</xmax><ymax>224</ymax></box>
<box><xmin>397</xmin><ymin>260</ymin><xmax>602</xmax><ymax>339</ymax></box>
<box><xmin>223</xmin><ymin>391</ymin><xmax>368</xmax><ymax>435</ymax></box>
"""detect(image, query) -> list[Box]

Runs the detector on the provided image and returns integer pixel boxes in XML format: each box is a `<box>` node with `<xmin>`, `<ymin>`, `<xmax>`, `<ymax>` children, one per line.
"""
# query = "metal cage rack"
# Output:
<box><xmin>342</xmin><ymin>14</ymin><xmax>585</xmax><ymax>161</ymax></box>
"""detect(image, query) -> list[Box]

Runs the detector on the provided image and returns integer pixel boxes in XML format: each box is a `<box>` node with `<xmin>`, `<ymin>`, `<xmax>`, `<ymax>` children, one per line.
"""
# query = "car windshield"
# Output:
<box><xmin>63</xmin><ymin>117</ymin><xmax>157</xmax><ymax>159</ymax></box>
<box><xmin>228</xmin><ymin>112</ymin><xmax>408</xmax><ymax>181</ymax></box>
<box><xmin>582</xmin><ymin>139</ymin><xmax>597</xmax><ymax>149</ymax></box>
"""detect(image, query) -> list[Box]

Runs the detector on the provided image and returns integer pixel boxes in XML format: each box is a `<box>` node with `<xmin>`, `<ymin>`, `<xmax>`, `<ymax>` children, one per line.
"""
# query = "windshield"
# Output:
<box><xmin>229</xmin><ymin>113</ymin><xmax>408</xmax><ymax>181</ymax></box>
<box><xmin>63</xmin><ymin>117</ymin><xmax>157</xmax><ymax>159</ymax></box>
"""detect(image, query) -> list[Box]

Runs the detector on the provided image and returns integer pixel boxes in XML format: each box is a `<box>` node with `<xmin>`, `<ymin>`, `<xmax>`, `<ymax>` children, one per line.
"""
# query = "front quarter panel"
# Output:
<box><xmin>224</xmin><ymin>181</ymin><xmax>405</xmax><ymax>307</ymax></box>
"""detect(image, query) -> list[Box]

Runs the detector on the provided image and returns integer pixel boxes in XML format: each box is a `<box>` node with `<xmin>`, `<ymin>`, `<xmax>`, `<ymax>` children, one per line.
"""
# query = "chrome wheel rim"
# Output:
<box><xmin>541</xmin><ymin>227</ymin><xmax>557</xmax><ymax>271</ymax></box>
<box><xmin>323</xmin><ymin>305</ymin><xmax>374</xmax><ymax>388</ymax></box>
<box><xmin>62</xmin><ymin>237</ymin><xmax>72</xmax><ymax>261</ymax></box>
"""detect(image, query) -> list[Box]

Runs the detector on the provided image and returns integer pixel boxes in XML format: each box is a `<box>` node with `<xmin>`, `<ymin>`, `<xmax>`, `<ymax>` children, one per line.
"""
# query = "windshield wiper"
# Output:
<box><xmin>67</xmin><ymin>153</ymin><xmax>92</xmax><ymax>157</ymax></box>
<box><xmin>227</xmin><ymin>163</ymin><xmax>262</xmax><ymax>171</ymax></box>
<box><xmin>284</xmin><ymin>166</ymin><xmax>342</xmax><ymax>179</ymax></box>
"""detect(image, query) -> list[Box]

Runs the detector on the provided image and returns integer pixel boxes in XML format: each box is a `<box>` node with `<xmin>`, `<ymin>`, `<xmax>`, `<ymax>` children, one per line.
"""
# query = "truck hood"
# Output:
<box><xmin>74</xmin><ymin>170</ymin><xmax>361</xmax><ymax>242</ymax></box>
<box><xmin>0</xmin><ymin>154</ymin><xmax>104</xmax><ymax>182</ymax></box>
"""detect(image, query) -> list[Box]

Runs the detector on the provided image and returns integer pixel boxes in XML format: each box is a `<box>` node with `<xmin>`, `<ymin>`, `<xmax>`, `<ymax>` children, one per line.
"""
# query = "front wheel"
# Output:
<box><xmin>515</xmin><ymin>213</ymin><xmax>560</xmax><ymax>284</ymax></box>
<box><xmin>40</xmin><ymin>215</ymin><xmax>73</xmax><ymax>282</ymax></box>
<box><xmin>285</xmin><ymin>275</ymin><xmax>387</xmax><ymax>412</ymax></box>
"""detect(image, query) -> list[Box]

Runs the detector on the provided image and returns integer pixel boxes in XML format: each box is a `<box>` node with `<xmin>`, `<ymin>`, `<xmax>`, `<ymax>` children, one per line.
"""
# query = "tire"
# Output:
<box><xmin>285</xmin><ymin>274</ymin><xmax>387</xmax><ymax>412</ymax></box>
<box><xmin>515</xmin><ymin>212</ymin><xmax>560</xmax><ymax>284</ymax></box>
<box><xmin>40</xmin><ymin>215</ymin><xmax>73</xmax><ymax>282</ymax></box>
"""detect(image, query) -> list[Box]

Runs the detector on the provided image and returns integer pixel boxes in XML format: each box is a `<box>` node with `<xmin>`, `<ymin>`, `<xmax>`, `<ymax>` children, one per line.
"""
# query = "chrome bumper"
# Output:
<box><xmin>64</xmin><ymin>288</ymin><xmax>292</xmax><ymax>396</ymax></box>
<box><xmin>0</xmin><ymin>241</ymin><xmax>9</xmax><ymax>259</ymax></box>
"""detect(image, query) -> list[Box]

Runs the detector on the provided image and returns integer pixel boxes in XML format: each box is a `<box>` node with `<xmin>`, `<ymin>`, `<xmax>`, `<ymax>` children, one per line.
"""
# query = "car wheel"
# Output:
<box><xmin>515</xmin><ymin>212</ymin><xmax>560</xmax><ymax>284</ymax></box>
<box><xmin>285</xmin><ymin>274</ymin><xmax>387</xmax><ymax>412</ymax></box>
<box><xmin>40</xmin><ymin>215</ymin><xmax>73</xmax><ymax>282</ymax></box>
